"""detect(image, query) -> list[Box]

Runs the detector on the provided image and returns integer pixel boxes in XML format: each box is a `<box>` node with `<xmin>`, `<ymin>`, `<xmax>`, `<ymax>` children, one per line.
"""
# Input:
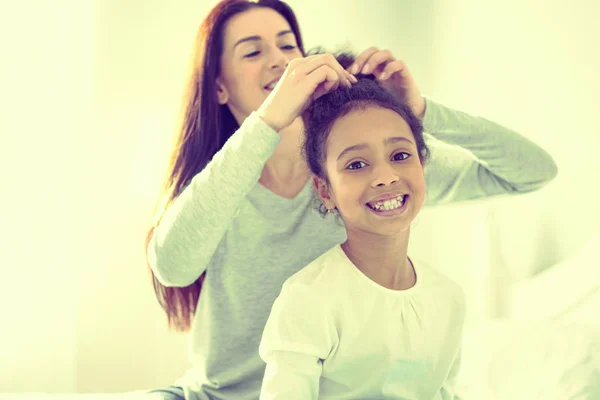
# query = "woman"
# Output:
<box><xmin>146</xmin><ymin>1</ymin><xmax>557</xmax><ymax>399</ymax></box>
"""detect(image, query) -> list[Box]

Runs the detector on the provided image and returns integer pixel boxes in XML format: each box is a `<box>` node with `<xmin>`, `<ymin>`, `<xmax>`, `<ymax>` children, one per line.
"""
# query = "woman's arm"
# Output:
<box><xmin>148</xmin><ymin>54</ymin><xmax>355</xmax><ymax>287</ymax></box>
<box><xmin>259</xmin><ymin>283</ymin><xmax>335</xmax><ymax>400</ymax></box>
<box><xmin>421</xmin><ymin>97</ymin><xmax>558</xmax><ymax>205</ymax></box>
<box><xmin>346</xmin><ymin>48</ymin><xmax>557</xmax><ymax>205</ymax></box>
<box><xmin>147</xmin><ymin>112</ymin><xmax>281</xmax><ymax>287</ymax></box>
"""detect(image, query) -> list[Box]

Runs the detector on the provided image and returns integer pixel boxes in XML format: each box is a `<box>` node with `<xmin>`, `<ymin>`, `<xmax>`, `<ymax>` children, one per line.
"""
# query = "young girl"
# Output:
<box><xmin>258</xmin><ymin>54</ymin><xmax>465</xmax><ymax>399</ymax></box>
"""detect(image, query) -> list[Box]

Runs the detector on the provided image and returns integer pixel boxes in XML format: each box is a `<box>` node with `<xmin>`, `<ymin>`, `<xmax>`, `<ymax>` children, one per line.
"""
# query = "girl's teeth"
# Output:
<box><xmin>371</xmin><ymin>195</ymin><xmax>405</xmax><ymax>211</ymax></box>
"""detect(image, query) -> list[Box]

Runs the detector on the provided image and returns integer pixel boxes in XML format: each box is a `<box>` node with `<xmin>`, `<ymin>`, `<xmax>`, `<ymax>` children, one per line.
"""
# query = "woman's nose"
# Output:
<box><xmin>268</xmin><ymin>47</ymin><xmax>289</xmax><ymax>70</ymax></box>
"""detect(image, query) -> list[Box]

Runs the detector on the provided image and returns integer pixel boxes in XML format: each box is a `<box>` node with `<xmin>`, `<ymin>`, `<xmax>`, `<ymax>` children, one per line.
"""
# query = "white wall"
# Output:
<box><xmin>2</xmin><ymin>0</ymin><xmax>597</xmax><ymax>394</ymax></box>
<box><xmin>0</xmin><ymin>0</ymin><xmax>94</xmax><ymax>393</ymax></box>
<box><xmin>424</xmin><ymin>0</ymin><xmax>600</xmax><ymax>316</ymax></box>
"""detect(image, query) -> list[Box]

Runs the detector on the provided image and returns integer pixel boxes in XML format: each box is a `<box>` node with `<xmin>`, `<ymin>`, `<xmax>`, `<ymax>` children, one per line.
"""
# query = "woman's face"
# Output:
<box><xmin>217</xmin><ymin>8</ymin><xmax>303</xmax><ymax>124</ymax></box>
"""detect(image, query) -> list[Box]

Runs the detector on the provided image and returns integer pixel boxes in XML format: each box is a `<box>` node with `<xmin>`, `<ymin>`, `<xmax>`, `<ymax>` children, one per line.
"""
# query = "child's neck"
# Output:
<box><xmin>341</xmin><ymin>228</ymin><xmax>415</xmax><ymax>291</ymax></box>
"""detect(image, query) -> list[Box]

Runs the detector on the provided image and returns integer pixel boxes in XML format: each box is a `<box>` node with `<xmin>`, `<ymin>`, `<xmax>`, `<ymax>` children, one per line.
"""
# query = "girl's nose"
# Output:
<box><xmin>373</xmin><ymin>164</ymin><xmax>400</xmax><ymax>187</ymax></box>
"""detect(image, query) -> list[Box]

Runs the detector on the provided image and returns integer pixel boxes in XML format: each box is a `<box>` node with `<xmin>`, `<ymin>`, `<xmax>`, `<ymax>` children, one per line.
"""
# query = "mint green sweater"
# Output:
<box><xmin>147</xmin><ymin>97</ymin><xmax>557</xmax><ymax>400</ymax></box>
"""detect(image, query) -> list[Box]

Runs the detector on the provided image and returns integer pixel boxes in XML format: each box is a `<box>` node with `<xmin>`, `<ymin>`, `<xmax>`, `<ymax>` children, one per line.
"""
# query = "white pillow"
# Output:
<box><xmin>508</xmin><ymin>231</ymin><xmax>600</xmax><ymax>324</ymax></box>
<box><xmin>489</xmin><ymin>321</ymin><xmax>600</xmax><ymax>399</ymax></box>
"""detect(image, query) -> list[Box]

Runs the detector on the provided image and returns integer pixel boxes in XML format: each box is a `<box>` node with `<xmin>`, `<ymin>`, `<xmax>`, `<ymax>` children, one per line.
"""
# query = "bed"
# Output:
<box><xmin>457</xmin><ymin>231</ymin><xmax>600</xmax><ymax>399</ymax></box>
<box><xmin>0</xmin><ymin>393</ymin><xmax>148</xmax><ymax>399</ymax></box>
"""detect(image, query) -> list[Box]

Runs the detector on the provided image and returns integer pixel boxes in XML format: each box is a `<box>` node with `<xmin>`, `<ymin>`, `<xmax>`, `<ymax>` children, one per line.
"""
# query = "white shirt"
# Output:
<box><xmin>259</xmin><ymin>244</ymin><xmax>466</xmax><ymax>400</ymax></box>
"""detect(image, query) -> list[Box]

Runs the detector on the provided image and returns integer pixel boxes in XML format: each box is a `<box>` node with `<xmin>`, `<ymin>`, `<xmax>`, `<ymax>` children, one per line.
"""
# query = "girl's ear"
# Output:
<box><xmin>313</xmin><ymin>176</ymin><xmax>336</xmax><ymax>211</ymax></box>
<box><xmin>216</xmin><ymin>77</ymin><xmax>229</xmax><ymax>105</ymax></box>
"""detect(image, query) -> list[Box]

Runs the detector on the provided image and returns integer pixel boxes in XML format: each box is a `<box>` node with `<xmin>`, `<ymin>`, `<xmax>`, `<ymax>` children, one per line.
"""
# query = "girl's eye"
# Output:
<box><xmin>347</xmin><ymin>161</ymin><xmax>367</xmax><ymax>170</ymax></box>
<box><xmin>281</xmin><ymin>45</ymin><xmax>297</xmax><ymax>50</ymax></box>
<box><xmin>393</xmin><ymin>152</ymin><xmax>410</xmax><ymax>161</ymax></box>
<box><xmin>244</xmin><ymin>51</ymin><xmax>260</xmax><ymax>58</ymax></box>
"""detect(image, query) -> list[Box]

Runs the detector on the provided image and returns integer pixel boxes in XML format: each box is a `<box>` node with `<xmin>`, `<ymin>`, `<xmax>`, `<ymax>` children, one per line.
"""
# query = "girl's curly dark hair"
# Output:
<box><xmin>302</xmin><ymin>51</ymin><xmax>430</xmax><ymax>216</ymax></box>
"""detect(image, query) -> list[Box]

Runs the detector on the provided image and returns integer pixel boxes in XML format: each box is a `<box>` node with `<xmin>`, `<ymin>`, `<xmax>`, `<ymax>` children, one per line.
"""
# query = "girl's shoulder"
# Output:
<box><xmin>412</xmin><ymin>258</ymin><xmax>466</xmax><ymax>303</ymax></box>
<box><xmin>281</xmin><ymin>245</ymin><xmax>344</xmax><ymax>294</ymax></box>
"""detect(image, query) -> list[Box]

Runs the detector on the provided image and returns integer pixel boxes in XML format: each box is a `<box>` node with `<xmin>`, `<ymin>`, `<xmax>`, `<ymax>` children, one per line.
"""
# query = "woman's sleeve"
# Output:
<box><xmin>421</xmin><ymin>97</ymin><xmax>558</xmax><ymax>205</ymax></box>
<box><xmin>258</xmin><ymin>283</ymin><xmax>335</xmax><ymax>400</ymax></box>
<box><xmin>147</xmin><ymin>112</ymin><xmax>281</xmax><ymax>286</ymax></box>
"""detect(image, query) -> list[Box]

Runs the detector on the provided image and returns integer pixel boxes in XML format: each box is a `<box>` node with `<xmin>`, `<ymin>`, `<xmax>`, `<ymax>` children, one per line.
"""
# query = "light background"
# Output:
<box><xmin>1</xmin><ymin>0</ymin><xmax>598</xmax><ymax>393</ymax></box>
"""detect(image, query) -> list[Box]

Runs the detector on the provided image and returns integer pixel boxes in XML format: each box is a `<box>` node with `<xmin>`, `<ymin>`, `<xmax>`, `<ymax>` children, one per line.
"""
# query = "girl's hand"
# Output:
<box><xmin>257</xmin><ymin>53</ymin><xmax>358</xmax><ymax>132</ymax></box>
<box><xmin>348</xmin><ymin>47</ymin><xmax>426</xmax><ymax>120</ymax></box>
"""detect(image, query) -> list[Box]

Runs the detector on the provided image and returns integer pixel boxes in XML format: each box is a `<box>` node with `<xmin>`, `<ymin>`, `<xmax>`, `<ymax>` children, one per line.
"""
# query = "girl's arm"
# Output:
<box><xmin>147</xmin><ymin>112</ymin><xmax>281</xmax><ymax>286</ymax></box>
<box><xmin>259</xmin><ymin>283</ymin><xmax>336</xmax><ymax>400</ymax></box>
<box><xmin>422</xmin><ymin>97</ymin><xmax>558</xmax><ymax>205</ymax></box>
<box><xmin>441</xmin><ymin>346</ymin><xmax>464</xmax><ymax>399</ymax></box>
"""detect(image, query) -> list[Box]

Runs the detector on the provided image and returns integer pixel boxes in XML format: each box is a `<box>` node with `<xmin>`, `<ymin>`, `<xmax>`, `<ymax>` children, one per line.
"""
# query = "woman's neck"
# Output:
<box><xmin>260</xmin><ymin>117</ymin><xmax>311</xmax><ymax>197</ymax></box>
<box><xmin>341</xmin><ymin>228</ymin><xmax>415</xmax><ymax>290</ymax></box>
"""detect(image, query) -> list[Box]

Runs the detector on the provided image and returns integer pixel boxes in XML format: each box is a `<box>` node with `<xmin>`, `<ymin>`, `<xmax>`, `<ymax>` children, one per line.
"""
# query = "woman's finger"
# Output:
<box><xmin>307</xmin><ymin>64</ymin><xmax>340</xmax><ymax>100</ymax></box>
<box><xmin>378</xmin><ymin>59</ymin><xmax>407</xmax><ymax>81</ymax></box>
<box><xmin>360</xmin><ymin>49</ymin><xmax>395</xmax><ymax>75</ymax></box>
<box><xmin>348</xmin><ymin>46</ymin><xmax>379</xmax><ymax>75</ymax></box>
<box><xmin>300</xmin><ymin>53</ymin><xmax>353</xmax><ymax>88</ymax></box>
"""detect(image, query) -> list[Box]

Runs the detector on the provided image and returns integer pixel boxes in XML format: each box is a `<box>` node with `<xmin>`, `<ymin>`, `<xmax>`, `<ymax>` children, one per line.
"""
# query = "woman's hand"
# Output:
<box><xmin>348</xmin><ymin>47</ymin><xmax>426</xmax><ymax>120</ymax></box>
<box><xmin>257</xmin><ymin>53</ymin><xmax>358</xmax><ymax>132</ymax></box>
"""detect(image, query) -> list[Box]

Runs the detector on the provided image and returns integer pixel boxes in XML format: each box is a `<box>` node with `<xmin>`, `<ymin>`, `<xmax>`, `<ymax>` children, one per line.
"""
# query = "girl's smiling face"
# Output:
<box><xmin>315</xmin><ymin>105</ymin><xmax>426</xmax><ymax>236</ymax></box>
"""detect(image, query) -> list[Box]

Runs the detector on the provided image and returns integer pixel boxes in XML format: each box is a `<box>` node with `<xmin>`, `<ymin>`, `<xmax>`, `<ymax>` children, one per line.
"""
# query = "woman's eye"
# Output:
<box><xmin>244</xmin><ymin>51</ymin><xmax>260</xmax><ymax>58</ymax></box>
<box><xmin>281</xmin><ymin>45</ymin><xmax>297</xmax><ymax>50</ymax></box>
<box><xmin>393</xmin><ymin>152</ymin><xmax>410</xmax><ymax>161</ymax></box>
<box><xmin>347</xmin><ymin>161</ymin><xmax>367</xmax><ymax>170</ymax></box>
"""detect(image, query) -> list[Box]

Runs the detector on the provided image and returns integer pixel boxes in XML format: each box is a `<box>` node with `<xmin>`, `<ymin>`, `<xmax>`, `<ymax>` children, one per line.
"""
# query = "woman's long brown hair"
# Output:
<box><xmin>145</xmin><ymin>0</ymin><xmax>305</xmax><ymax>332</ymax></box>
